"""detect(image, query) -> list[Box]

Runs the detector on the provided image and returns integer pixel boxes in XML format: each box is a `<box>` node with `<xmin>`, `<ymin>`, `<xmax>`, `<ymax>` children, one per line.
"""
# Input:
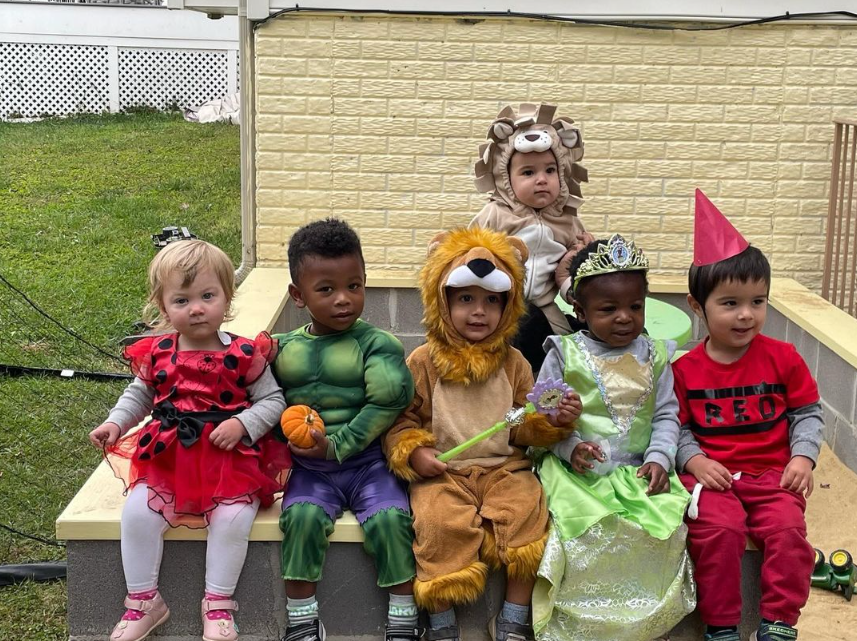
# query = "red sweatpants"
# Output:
<box><xmin>680</xmin><ymin>469</ymin><xmax>813</xmax><ymax>627</ymax></box>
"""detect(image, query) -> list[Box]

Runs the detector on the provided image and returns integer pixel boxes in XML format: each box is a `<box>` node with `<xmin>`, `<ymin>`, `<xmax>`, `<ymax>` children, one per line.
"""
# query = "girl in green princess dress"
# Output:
<box><xmin>532</xmin><ymin>235</ymin><xmax>695</xmax><ymax>641</ymax></box>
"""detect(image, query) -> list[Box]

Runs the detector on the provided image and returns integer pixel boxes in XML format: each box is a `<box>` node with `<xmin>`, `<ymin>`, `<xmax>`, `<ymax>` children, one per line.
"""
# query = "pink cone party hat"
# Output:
<box><xmin>693</xmin><ymin>189</ymin><xmax>749</xmax><ymax>266</ymax></box>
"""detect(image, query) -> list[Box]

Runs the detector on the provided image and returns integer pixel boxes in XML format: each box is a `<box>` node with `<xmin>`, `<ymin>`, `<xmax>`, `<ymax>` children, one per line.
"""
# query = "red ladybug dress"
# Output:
<box><xmin>108</xmin><ymin>332</ymin><xmax>291</xmax><ymax>528</ymax></box>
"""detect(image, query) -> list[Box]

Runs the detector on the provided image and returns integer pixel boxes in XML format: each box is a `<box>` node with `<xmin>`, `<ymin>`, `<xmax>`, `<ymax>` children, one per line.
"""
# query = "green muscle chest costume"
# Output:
<box><xmin>272</xmin><ymin>320</ymin><xmax>414</xmax><ymax>463</ymax></box>
<box><xmin>272</xmin><ymin>320</ymin><xmax>416</xmax><ymax>587</ymax></box>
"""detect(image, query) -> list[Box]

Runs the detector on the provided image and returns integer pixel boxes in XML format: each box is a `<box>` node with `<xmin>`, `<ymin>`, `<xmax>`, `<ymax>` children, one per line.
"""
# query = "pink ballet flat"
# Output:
<box><xmin>110</xmin><ymin>592</ymin><xmax>170</xmax><ymax>641</ymax></box>
<box><xmin>201</xmin><ymin>598</ymin><xmax>239</xmax><ymax>641</ymax></box>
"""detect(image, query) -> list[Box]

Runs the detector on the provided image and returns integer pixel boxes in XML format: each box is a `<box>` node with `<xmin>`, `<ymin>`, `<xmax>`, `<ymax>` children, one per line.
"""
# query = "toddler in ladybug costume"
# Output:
<box><xmin>89</xmin><ymin>239</ymin><xmax>290</xmax><ymax>641</ymax></box>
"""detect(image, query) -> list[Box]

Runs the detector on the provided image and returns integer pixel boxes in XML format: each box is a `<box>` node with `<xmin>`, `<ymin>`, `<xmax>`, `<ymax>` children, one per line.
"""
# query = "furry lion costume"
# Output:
<box><xmin>383</xmin><ymin>227</ymin><xmax>574</xmax><ymax>610</ymax></box>
<box><xmin>469</xmin><ymin>103</ymin><xmax>590</xmax><ymax>338</ymax></box>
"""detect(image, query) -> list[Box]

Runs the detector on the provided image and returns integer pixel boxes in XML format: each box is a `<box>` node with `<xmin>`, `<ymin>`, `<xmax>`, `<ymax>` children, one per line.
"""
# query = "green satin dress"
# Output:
<box><xmin>533</xmin><ymin>334</ymin><xmax>695</xmax><ymax>641</ymax></box>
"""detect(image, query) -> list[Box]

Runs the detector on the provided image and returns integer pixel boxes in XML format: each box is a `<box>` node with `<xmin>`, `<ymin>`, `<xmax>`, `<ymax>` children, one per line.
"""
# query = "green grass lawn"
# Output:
<box><xmin>0</xmin><ymin>112</ymin><xmax>240</xmax><ymax>639</ymax></box>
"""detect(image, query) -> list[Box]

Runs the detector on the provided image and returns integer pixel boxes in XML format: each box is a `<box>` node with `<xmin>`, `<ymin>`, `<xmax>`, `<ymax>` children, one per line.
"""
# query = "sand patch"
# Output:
<box><xmin>801</xmin><ymin>444</ymin><xmax>857</xmax><ymax>639</ymax></box>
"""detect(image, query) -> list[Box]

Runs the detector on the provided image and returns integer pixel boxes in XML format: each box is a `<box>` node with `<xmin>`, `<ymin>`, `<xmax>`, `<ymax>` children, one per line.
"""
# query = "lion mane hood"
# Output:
<box><xmin>474</xmin><ymin>102</ymin><xmax>588</xmax><ymax>219</ymax></box>
<box><xmin>419</xmin><ymin>227</ymin><xmax>528</xmax><ymax>385</ymax></box>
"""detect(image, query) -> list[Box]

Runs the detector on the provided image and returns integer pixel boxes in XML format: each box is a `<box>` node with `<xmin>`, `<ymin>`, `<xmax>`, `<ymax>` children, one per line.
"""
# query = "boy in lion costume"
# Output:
<box><xmin>469</xmin><ymin>103</ymin><xmax>592</xmax><ymax>369</ymax></box>
<box><xmin>384</xmin><ymin>227</ymin><xmax>580</xmax><ymax>641</ymax></box>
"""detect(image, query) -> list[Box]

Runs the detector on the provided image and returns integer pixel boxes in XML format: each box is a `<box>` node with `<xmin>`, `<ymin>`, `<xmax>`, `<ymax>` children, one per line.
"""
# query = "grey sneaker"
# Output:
<box><xmin>488</xmin><ymin>614</ymin><xmax>534</xmax><ymax>641</ymax></box>
<box><xmin>385</xmin><ymin>623</ymin><xmax>424</xmax><ymax>641</ymax></box>
<box><xmin>751</xmin><ymin>621</ymin><xmax>798</xmax><ymax>641</ymax></box>
<box><xmin>704</xmin><ymin>629</ymin><xmax>740</xmax><ymax>641</ymax></box>
<box><xmin>424</xmin><ymin>624</ymin><xmax>459</xmax><ymax>640</ymax></box>
<box><xmin>282</xmin><ymin>620</ymin><xmax>326</xmax><ymax>641</ymax></box>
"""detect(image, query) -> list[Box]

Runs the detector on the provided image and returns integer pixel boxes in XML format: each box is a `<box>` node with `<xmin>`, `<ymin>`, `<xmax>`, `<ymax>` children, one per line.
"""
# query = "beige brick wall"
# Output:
<box><xmin>254</xmin><ymin>14</ymin><xmax>857</xmax><ymax>288</ymax></box>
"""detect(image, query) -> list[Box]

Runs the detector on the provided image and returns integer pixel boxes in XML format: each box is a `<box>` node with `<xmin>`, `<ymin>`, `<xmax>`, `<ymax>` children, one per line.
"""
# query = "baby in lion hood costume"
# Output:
<box><xmin>384</xmin><ymin>227</ymin><xmax>581</xmax><ymax>641</ymax></box>
<box><xmin>469</xmin><ymin>103</ymin><xmax>591</xmax><ymax>369</ymax></box>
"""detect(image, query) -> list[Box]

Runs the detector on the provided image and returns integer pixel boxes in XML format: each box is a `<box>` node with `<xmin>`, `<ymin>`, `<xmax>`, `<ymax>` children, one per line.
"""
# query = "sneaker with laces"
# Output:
<box><xmin>281</xmin><ymin>619</ymin><xmax>326</xmax><ymax>641</ymax></box>
<box><xmin>704</xmin><ymin>629</ymin><xmax>740</xmax><ymax>641</ymax></box>
<box><xmin>424</xmin><ymin>625</ymin><xmax>460</xmax><ymax>641</ymax></box>
<box><xmin>751</xmin><ymin>621</ymin><xmax>798</xmax><ymax>641</ymax></box>
<box><xmin>488</xmin><ymin>614</ymin><xmax>534</xmax><ymax>641</ymax></box>
<box><xmin>385</xmin><ymin>623</ymin><xmax>424</xmax><ymax>641</ymax></box>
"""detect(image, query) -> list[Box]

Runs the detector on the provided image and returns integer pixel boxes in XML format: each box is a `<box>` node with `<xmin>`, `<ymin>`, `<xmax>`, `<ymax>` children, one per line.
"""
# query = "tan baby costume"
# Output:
<box><xmin>470</xmin><ymin>102</ymin><xmax>589</xmax><ymax>334</ymax></box>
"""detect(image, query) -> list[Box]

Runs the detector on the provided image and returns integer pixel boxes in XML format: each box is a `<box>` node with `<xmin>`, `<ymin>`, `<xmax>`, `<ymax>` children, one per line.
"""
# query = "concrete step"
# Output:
<box><xmin>67</xmin><ymin>538</ymin><xmax>762</xmax><ymax>641</ymax></box>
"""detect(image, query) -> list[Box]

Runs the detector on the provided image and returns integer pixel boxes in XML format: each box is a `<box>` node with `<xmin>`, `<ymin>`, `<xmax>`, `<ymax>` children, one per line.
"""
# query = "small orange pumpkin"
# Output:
<box><xmin>280</xmin><ymin>405</ymin><xmax>325</xmax><ymax>448</ymax></box>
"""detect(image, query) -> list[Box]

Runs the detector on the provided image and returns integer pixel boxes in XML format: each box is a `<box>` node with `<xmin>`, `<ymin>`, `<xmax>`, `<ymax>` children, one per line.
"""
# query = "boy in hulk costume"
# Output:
<box><xmin>271</xmin><ymin>218</ymin><xmax>420</xmax><ymax>641</ymax></box>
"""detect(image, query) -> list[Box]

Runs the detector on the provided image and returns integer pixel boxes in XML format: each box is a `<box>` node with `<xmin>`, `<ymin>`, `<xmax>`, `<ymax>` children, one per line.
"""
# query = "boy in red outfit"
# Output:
<box><xmin>672</xmin><ymin>190</ymin><xmax>824</xmax><ymax>641</ymax></box>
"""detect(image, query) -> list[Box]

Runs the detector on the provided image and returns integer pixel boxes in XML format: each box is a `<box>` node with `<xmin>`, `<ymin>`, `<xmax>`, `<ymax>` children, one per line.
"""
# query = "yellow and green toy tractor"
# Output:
<box><xmin>812</xmin><ymin>548</ymin><xmax>857</xmax><ymax>601</ymax></box>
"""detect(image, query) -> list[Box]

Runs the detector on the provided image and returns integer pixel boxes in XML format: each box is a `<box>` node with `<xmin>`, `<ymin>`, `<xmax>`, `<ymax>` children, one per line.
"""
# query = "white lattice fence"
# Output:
<box><xmin>118</xmin><ymin>48</ymin><xmax>229</xmax><ymax>112</ymax></box>
<box><xmin>0</xmin><ymin>43</ymin><xmax>238</xmax><ymax>118</ymax></box>
<box><xmin>0</xmin><ymin>42</ymin><xmax>110</xmax><ymax>118</ymax></box>
<box><xmin>1</xmin><ymin>2</ymin><xmax>239</xmax><ymax>119</ymax></box>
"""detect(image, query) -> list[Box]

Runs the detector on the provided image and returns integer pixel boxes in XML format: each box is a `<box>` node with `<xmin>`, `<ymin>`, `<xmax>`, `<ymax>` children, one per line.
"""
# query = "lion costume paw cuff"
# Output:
<box><xmin>386</xmin><ymin>429</ymin><xmax>437</xmax><ymax>482</ymax></box>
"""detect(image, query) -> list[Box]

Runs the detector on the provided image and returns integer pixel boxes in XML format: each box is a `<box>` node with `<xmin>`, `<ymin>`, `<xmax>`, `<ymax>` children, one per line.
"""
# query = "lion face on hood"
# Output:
<box><xmin>419</xmin><ymin>227</ymin><xmax>528</xmax><ymax>385</ymax></box>
<box><xmin>473</xmin><ymin>103</ymin><xmax>588</xmax><ymax>219</ymax></box>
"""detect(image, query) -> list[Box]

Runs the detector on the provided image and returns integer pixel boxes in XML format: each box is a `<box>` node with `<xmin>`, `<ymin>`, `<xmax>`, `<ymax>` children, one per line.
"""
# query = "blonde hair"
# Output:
<box><xmin>143</xmin><ymin>239</ymin><xmax>236</xmax><ymax>330</ymax></box>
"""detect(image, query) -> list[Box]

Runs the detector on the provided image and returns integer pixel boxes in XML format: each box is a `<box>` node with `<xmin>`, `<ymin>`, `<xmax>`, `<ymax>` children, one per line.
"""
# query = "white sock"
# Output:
<box><xmin>388</xmin><ymin>593</ymin><xmax>419</xmax><ymax>628</ymax></box>
<box><xmin>287</xmin><ymin>596</ymin><xmax>319</xmax><ymax>627</ymax></box>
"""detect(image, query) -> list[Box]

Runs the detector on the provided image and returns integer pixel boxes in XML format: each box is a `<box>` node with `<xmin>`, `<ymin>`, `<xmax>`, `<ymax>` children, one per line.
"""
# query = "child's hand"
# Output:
<box><xmin>685</xmin><ymin>454</ymin><xmax>732</xmax><ymax>491</ymax></box>
<box><xmin>209</xmin><ymin>418</ymin><xmax>248</xmax><ymax>451</ymax></box>
<box><xmin>638</xmin><ymin>462</ymin><xmax>670</xmax><ymax>495</ymax></box>
<box><xmin>289</xmin><ymin>430</ymin><xmax>330</xmax><ymax>459</ymax></box>
<box><xmin>556</xmin><ymin>233</ymin><xmax>597</xmax><ymax>295</ymax></box>
<box><xmin>573</xmin><ymin>232</ymin><xmax>595</xmax><ymax>252</ymax></box>
<box><xmin>409</xmin><ymin>446</ymin><xmax>447</xmax><ymax>478</ymax></box>
<box><xmin>548</xmin><ymin>391</ymin><xmax>582</xmax><ymax>427</ymax></box>
<box><xmin>571</xmin><ymin>441</ymin><xmax>605</xmax><ymax>474</ymax></box>
<box><xmin>89</xmin><ymin>422</ymin><xmax>120</xmax><ymax>449</ymax></box>
<box><xmin>781</xmin><ymin>455</ymin><xmax>814</xmax><ymax>497</ymax></box>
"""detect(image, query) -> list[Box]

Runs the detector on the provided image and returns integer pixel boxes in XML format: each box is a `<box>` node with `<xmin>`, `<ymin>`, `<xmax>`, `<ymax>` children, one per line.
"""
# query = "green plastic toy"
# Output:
<box><xmin>811</xmin><ymin>548</ymin><xmax>857</xmax><ymax>601</ymax></box>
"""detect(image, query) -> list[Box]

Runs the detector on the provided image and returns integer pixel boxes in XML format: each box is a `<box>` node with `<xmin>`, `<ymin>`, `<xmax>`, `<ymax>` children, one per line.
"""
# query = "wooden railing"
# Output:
<box><xmin>823</xmin><ymin>118</ymin><xmax>857</xmax><ymax>317</ymax></box>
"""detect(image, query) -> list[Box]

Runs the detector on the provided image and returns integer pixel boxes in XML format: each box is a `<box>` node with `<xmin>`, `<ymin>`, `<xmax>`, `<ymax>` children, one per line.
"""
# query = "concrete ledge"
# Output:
<box><xmin>65</xmin><ymin>539</ymin><xmax>508</xmax><ymax>641</ymax></box>
<box><xmin>768</xmin><ymin>279</ymin><xmax>857</xmax><ymax>370</ymax></box>
<box><xmin>65</xmin><ymin>536</ymin><xmax>761</xmax><ymax>641</ymax></box>
<box><xmin>223</xmin><ymin>267</ymin><xmax>290</xmax><ymax>337</ymax></box>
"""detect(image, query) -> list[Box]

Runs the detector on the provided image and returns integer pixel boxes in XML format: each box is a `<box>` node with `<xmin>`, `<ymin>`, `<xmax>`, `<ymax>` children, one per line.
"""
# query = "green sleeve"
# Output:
<box><xmin>328</xmin><ymin>330</ymin><xmax>415</xmax><ymax>462</ymax></box>
<box><xmin>269</xmin><ymin>332</ymin><xmax>289</xmax><ymax>387</ymax></box>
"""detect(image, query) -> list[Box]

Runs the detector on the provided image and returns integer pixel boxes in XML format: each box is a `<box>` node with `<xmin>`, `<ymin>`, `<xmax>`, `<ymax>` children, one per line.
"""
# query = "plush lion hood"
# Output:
<box><xmin>419</xmin><ymin>227</ymin><xmax>528</xmax><ymax>385</ymax></box>
<box><xmin>474</xmin><ymin>102</ymin><xmax>588</xmax><ymax>219</ymax></box>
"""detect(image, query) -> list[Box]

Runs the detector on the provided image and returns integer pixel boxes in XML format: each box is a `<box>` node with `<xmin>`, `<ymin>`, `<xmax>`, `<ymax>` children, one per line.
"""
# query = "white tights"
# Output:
<box><xmin>120</xmin><ymin>484</ymin><xmax>259</xmax><ymax>595</ymax></box>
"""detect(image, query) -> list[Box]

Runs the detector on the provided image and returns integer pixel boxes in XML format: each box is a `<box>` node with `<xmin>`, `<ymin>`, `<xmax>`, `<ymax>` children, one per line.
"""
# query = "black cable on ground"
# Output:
<box><xmin>0</xmin><ymin>364</ymin><xmax>133</xmax><ymax>382</ymax></box>
<box><xmin>0</xmin><ymin>562</ymin><xmax>67</xmax><ymax>587</ymax></box>
<box><xmin>0</xmin><ymin>272</ymin><xmax>126</xmax><ymax>365</ymax></box>
<box><xmin>0</xmin><ymin>523</ymin><xmax>66</xmax><ymax>548</ymax></box>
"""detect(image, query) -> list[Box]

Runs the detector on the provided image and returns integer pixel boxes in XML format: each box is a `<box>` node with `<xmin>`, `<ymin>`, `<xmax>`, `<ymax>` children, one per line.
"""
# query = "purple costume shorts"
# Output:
<box><xmin>282</xmin><ymin>442</ymin><xmax>410</xmax><ymax>524</ymax></box>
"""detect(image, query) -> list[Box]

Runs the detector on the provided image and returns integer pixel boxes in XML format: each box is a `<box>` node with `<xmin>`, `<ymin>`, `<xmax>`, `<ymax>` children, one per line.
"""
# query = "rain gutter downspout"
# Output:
<box><xmin>236</xmin><ymin>0</ymin><xmax>256</xmax><ymax>285</ymax></box>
